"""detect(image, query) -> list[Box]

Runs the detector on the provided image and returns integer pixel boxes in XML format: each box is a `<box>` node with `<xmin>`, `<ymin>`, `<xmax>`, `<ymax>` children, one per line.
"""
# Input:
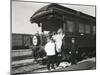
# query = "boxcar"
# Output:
<box><xmin>12</xmin><ymin>33</ymin><xmax>32</xmax><ymax>50</ymax></box>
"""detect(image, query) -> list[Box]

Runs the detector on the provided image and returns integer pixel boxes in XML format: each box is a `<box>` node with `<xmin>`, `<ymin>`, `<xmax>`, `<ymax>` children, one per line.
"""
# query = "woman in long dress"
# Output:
<box><xmin>52</xmin><ymin>28</ymin><xmax>65</xmax><ymax>66</ymax></box>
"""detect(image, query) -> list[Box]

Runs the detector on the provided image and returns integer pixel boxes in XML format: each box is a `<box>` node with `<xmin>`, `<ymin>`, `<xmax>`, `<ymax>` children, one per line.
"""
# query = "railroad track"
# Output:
<box><xmin>11</xmin><ymin>49</ymin><xmax>96</xmax><ymax>74</ymax></box>
<box><xmin>11</xmin><ymin>49</ymin><xmax>46</xmax><ymax>74</ymax></box>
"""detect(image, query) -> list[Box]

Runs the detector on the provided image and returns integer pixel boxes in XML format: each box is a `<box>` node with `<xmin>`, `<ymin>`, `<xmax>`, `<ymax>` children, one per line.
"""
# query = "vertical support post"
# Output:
<box><xmin>37</xmin><ymin>22</ymin><xmax>42</xmax><ymax>46</ymax></box>
<box><xmin>62</xmin><ymin>16</ymin><xmax>66</xmax><ymax>60</ymax></box>
<box><xmin>63</xmin><ymin>16</ymin><xmax>66</xmax><ymax>35</ymax></box>
<box><xmin>62</xmin><ymin>16</ymin><xmax>66</xmax><ymax>48</ymax></box>
<box><xmin>40</xmin><ymin>23</ymin><xmax>42</xmax><ymax>34</ymax></box>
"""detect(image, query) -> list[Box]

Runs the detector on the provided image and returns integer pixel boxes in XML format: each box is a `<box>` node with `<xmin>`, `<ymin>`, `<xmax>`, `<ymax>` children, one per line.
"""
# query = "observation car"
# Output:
<box><xmin>30</xmin><ymin>3</ymin><xmax>96</xmax><ymax>63</ymax></box>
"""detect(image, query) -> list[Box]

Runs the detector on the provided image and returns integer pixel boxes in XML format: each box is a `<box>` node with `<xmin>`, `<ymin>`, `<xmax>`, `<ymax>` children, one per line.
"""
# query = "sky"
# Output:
<box><xmin>12</xmin><ymin>0</ymin><xmax>95</xmax><ymax>34</ymax></box>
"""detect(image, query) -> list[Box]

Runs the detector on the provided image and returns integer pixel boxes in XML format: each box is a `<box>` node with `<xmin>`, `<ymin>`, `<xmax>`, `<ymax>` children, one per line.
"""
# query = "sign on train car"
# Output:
<box><xmin>32</xmin><ymin>35</ymin><xmax>38</xmax><ymax>46</ymax></box>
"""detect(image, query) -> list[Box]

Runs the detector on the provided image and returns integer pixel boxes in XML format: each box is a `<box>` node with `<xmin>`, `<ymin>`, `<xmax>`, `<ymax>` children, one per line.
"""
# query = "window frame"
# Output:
<box><xmin>85</xmin><ymin>24</ymin><xmax>91</xmax><ymax>34</ymax></box>
<box><xmin>78</xmin><ymin>23</ymin><xmax>85</xmax><ymax>33</ymax></box>
<box><xmin>66</xmin><ymin>20</ymin><xmax>75</xmax><ymax>33</ymax></box>
<box><xmin>92</xmin><ymin>25</ymin><xmax>96</xmax><ymax>34</ymax></box>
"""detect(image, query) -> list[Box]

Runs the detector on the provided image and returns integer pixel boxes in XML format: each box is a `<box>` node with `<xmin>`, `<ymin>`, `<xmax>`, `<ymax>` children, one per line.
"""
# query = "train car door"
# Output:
<box><xmin>62</xmin><ymin>18</ymin><xmax>78</xmax><ymax>64</ymax></box>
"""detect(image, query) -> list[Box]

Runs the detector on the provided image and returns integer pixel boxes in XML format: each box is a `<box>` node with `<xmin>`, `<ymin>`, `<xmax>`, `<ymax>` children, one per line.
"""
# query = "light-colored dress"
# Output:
<box><xmin>45</xmin><ymin>42</ymin><xmax>56</xmax><ymax>56</ymax></box>
<box><xmin>52</xmin><ymin>34</ymin><xmax>64</xmax><ymax>53</ymax></box>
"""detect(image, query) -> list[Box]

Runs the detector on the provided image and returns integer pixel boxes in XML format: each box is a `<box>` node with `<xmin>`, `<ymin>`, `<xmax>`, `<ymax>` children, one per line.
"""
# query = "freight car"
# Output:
<box><xmin>11</xmin><ymin>33</ymin><xmax>47</xmax><ymax>60</ymax></box>
<box><xmin>30</xmin><ymin>3</ymin><xmax>96</xmax><ymax>63</ymax></box>
<box><xmin>12</xmin><ymin>33</ymin><xmax>32</xmax><ymax>50</ymax></box>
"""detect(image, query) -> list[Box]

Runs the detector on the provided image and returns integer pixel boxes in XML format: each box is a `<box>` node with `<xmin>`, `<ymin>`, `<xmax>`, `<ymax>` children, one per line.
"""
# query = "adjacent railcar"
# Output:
<box><xmin>12</xmin><ymin>33</ymin><xmax>32</xmax><ymax>50</ymax></box>
<box><xmin>30</xmin><ymin>3</ymin><xmax>96</xmax><ymax>62</ymax></box>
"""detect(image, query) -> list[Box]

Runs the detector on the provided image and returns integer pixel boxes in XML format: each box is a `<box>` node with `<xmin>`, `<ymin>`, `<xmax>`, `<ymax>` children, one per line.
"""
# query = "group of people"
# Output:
<box><xmin>44</xmin><ymin>28</ymin><xmax>65</xmax><ymax>70</ymax></box>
